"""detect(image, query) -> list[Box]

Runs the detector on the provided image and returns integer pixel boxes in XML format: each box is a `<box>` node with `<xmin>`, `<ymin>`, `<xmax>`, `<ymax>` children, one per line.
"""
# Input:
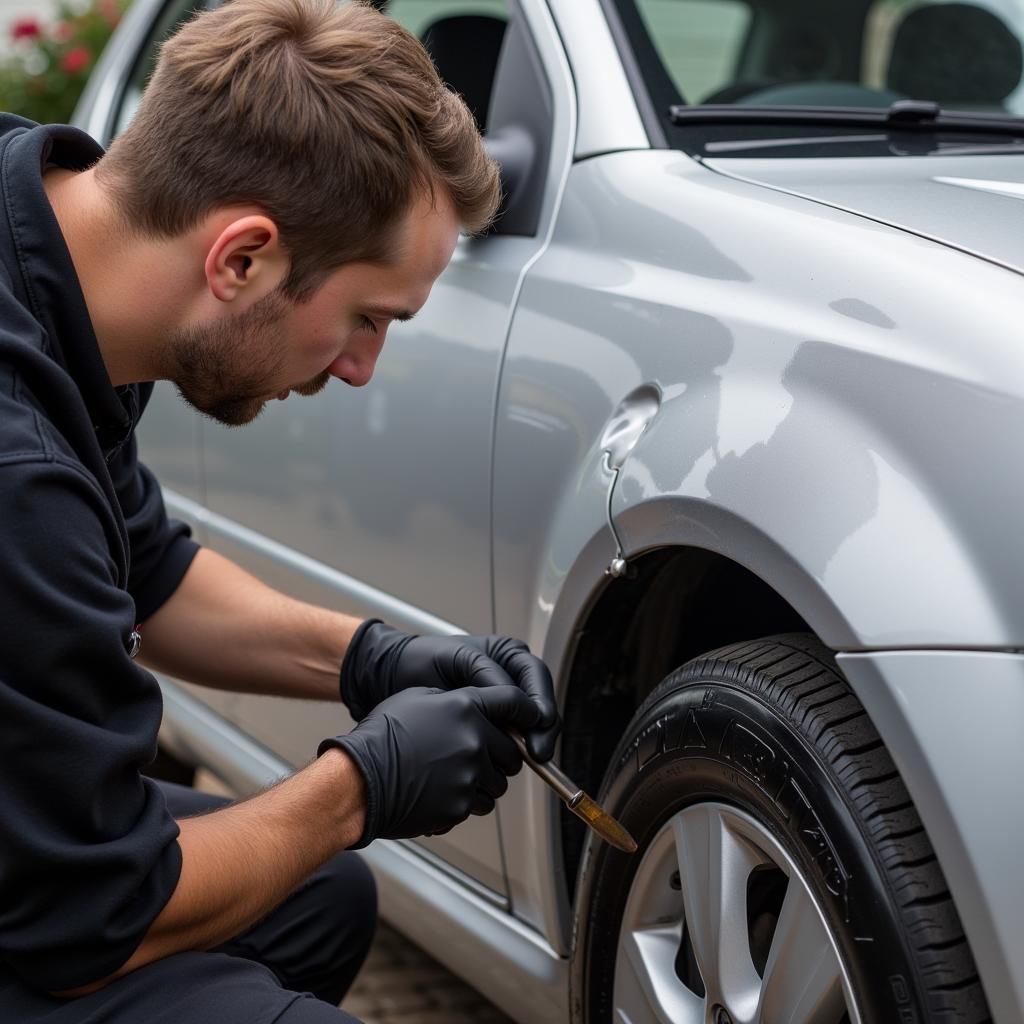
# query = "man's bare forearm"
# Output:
<box><xmin>58</xmin><ymin>747</ymin><xmax>366</xmax><ymax>996</ymax></box>
<box><xmin>138</xmin><ymin>547</ymin><xmax>363</xmax><ymax>701</ymax></box>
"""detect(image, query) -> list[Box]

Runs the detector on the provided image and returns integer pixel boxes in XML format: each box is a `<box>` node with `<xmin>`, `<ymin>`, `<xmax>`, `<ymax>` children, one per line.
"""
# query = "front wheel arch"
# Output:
<box><xmin>557</xmin><ymin>548</ymin><xmax>809</xmax><ymax>901</ymax></box>
<box><xmin>569</xmin><ymin>633</ymin><xmax>991</xmax><ymax>1024</ymax></box>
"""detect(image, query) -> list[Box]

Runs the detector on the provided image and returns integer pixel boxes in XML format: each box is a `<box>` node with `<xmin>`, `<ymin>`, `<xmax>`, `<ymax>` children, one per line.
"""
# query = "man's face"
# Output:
<box><xmin>167</xmin><ymin>189</ymin><xmax>461</xmax><ymax>426</ymax></box>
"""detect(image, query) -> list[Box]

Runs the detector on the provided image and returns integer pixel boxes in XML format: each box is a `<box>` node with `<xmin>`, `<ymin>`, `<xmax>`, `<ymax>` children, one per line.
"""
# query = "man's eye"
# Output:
<box><xmin>359</xmin><ymin>316</ymin><xmax>379</xmax><ymax>335</ymax></box>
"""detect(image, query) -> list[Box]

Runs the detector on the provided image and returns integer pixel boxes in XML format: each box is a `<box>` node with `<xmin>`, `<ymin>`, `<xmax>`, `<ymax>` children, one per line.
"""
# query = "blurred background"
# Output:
<box><xmin>0</xmin><ymin>0</ymin><xmax>127</xmax><ymax>123</ymax></box>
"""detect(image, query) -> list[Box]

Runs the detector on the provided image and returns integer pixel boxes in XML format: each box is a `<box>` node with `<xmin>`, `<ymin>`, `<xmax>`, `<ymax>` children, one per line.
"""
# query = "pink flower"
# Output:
<box><xmin>52</xmin><ymin>21</ymin><xmax>73</xmax><ymax>42</ymax></box>
<box><xmin>98</xmin><ymin>0</ymin><xmax>121</xmax><ymax>26</ymax></box>
<box><xmin>11</xmin><ymin>18</ymin><xmax>41</xmax><ymax>41</ymax></box>
<box><xmin>60</xmin><ymin>46</ymin><xmax>92</xmax><ymax>74</ymax></box>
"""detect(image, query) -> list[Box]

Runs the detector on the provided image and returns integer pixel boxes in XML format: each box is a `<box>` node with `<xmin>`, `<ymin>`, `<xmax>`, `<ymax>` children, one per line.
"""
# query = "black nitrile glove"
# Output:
<box><xmin>320</xmin><ymin>684</ymin><xmax>540</xmax><ymax>848</ymax></box>
<box><xmin>340</xmin><ymin>619</ymin><xmax>561</xmax><ymax>762</ymax></box>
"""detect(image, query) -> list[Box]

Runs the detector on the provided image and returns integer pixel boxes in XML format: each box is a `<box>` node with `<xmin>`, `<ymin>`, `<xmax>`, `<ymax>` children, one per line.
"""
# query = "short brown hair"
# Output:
<box><xmin>97</xmin><ymin>0</ymin><xmax>501</xmax><ymax>299</ymax></box>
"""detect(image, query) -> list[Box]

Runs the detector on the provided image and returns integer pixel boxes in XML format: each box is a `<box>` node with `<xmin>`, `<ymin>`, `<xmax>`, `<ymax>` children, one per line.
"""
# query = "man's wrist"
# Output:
<box><xmin>338</xmin><ymin>617</ymin><xmax>383</xmax><ymax>718</ymax></box>
<box><xmin>315</xmin><ymin>745</ymin><xmax>368</xmax><ymax>849</ymax></box>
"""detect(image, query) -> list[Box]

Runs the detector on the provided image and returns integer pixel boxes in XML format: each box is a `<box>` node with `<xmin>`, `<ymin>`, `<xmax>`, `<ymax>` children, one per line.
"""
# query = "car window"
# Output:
<box><xmin>863</xmin><ymin>0</ymin><xmax>1024</xmax><ymax>112</ymax></box>
<box><xmin>113</xmin><ymin>0</ymin><xmax>207</xmax><ymax>138</ymax></box>
<box><xmin>383</xmin><ymin>0</ymin><xmax>510</xmax><ymax>131</ymax></box>
<box><xmin>634</xmin><ymin>0</ymin><xmax>753</xmax><ymax>104</ymax></box>
<box><xmin>385</xmin><ymin>0</ymin><xmax>508</xmax><ymax>38</ymax></box>
<box><xmin>115</xmin><ymin>0</ymin><xmax>510</xmax><ymax>139</ymax></box>
<box><xmin>614</xmin><ymin>0</ymin><xmax>1024</xmax><ymax>114</ymax></box>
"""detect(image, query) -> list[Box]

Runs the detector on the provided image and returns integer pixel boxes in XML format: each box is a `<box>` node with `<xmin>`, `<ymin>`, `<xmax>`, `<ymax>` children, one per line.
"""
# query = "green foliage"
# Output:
<box><xmin>0</xmin><ymin>0</ymin><xmax>128</xmax><ymax>126</ymax></box>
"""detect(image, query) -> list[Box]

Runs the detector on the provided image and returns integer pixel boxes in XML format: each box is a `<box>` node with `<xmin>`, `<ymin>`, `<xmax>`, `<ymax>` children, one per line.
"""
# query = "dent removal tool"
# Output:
<box><xmin>510</xmin><ymin>731</ymin><xmax>637</xmax><ymax>853</ymax></box>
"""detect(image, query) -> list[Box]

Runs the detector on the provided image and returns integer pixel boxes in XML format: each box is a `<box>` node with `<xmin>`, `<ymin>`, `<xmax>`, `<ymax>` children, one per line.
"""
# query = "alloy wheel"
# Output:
<box><xmin>613</xmin><ymin>802</ymin><xmax>860</xmax><ymax>1024</ymax></box>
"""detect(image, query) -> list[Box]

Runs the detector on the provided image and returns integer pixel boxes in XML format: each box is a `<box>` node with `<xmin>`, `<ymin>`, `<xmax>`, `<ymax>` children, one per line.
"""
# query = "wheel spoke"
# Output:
<box><xmin>616</xmin><ymin>923</ymin><xmax>703</xmax><ymax>1024</ymax></box>
<box><xmin>672</xmin><ymin>805</ymin><xmax>764</xmax><ymax>1013</ymax></box>
<box><xmin>757</xmin><ymin>879</ymin><xmax>847</xmax><ymax>1024</ymax></box>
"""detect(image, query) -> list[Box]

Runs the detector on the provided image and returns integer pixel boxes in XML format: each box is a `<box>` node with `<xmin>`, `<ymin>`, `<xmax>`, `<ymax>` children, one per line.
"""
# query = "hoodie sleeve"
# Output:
<box><xmin>0</xmin><ymin>456</ymin><xmax>182</xmax><ymax>992</ymax></box>
<box><xmin>105</xmin><ymin>389</ymin><xmax>200</xmax><ymax>623</ymax></box>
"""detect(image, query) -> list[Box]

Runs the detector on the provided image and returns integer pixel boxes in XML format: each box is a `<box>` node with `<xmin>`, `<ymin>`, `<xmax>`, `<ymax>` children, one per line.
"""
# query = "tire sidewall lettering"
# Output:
<box><xmin>575</xmin><ymin>679</ymin><xmax>925</xmax><ymax>1024</ymax></box>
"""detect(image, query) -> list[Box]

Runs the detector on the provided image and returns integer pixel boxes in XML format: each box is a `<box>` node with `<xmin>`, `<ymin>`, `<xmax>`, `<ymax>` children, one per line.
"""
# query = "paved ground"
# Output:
<box><xmin>344</xmin><ymin>923</ymin><xmax>515</xmax><ymax>1024</ymax></box>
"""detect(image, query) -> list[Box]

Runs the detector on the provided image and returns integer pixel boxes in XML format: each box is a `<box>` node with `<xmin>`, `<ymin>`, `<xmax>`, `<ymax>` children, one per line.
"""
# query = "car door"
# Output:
<box><xmin>196</xmin><ymin>0</ymin><xmax>572</xmax><ymax>896</ymax></box>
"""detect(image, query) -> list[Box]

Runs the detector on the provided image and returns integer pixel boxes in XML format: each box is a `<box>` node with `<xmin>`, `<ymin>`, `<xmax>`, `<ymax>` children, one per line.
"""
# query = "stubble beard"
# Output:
<box><xmin>166</xmin><ymin>289</ymin><xmax>330</xmax><ymax>427</ymax></box>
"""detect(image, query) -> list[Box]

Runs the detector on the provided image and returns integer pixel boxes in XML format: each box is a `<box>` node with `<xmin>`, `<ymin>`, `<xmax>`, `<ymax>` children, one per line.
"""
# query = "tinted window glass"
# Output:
<box><xmin>116</xmin><ymin>1</ymin><xmax>510</xmax><ymax>138</ymax></box>
<box><xmin>385</xmin><ymin>0</ymin><xmax>507</xmax><ymax>37</ymax></box>
<box><xmin>617</xmin><ymin>0</ymin><xmax>1024</xmax><ymax>115</ymax></box>
<box><xmin>635</xmin><ymin>0</ymin><xmax>752</xmax><ymax>103</ymax></box>
<box><xmin>863</xmin><ymin>0</ymin><xmax>1024</xmax><ymax>112</ymax></box>
<box><xmin>383</xmin><ymin>0</ymin><xmax>510</xmax><ymax>131</ymax></box>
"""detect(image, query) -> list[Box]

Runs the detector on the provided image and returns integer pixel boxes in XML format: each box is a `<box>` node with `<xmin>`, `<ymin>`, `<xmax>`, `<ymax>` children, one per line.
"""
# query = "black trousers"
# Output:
<box><xmin>0</xmin><ymin>781</ymin><xmax>377</xmax><ymax>1023</ymax></box>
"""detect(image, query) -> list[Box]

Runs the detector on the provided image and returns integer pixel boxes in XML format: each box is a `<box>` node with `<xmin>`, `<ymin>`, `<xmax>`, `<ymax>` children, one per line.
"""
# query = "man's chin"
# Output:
<box><xmin>177</xmin><ymin>387</ymin><xmax>267</xmax><ymax>427</ymax></box>
<box><xmin>293</xmin><ymin>370</ymin><xmax>331</xmax><ymax>398</ymax></box>
<box><xmin>174</xmin><ymin>369</ymin><xmax>329</xmax><ymax>426</ymax></box>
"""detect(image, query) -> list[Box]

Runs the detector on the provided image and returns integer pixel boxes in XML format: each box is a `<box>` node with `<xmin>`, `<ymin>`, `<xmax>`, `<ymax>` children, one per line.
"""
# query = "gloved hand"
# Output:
<box><xmin>320</xmin><ymin>684</ymin><xmax>539</xmax><ymax>848</ymax></box>
<box><xmin>340</xmin><ymin>619</ymin><xmax>560</xmax><ymax>761</ymax></box>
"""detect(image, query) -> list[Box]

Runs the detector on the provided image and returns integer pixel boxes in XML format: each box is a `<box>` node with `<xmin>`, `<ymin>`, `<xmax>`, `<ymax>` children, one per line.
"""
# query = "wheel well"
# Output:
<box><xmin>559</xmin><ymin>547</ymin><xmax>809</xmax><ymax>903</ymax></box>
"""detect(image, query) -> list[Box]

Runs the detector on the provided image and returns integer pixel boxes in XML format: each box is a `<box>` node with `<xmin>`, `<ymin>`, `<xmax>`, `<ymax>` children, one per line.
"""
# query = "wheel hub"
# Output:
<box><xmin>612</xmin><ymin>802</ymin><xmax>860</xmax><ymax>1024</ymax></box>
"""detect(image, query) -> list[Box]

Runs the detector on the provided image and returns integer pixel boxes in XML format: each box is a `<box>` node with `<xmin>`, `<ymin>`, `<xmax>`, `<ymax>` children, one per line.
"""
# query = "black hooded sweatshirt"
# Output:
<box><xmin>0</xmin><ymin>116</ymin><xmax>199</xmax><ymax>993</ymax></box>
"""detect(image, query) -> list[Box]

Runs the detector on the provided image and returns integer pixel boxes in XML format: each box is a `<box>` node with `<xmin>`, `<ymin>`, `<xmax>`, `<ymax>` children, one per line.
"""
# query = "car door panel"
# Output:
<box><xmin>81</xmin><ymin>0</ymin><xmax>572</xmax><ymax>902</ymax></box>
<box><xmin>198</xmin><ymin>0</ymin><xmax>569</xmax><ymax>893</ymax></box>
<box><xmin>196</xmin><ymin>508</ymin><xmax>512</xmax><ymax>893</ymax></box>
<box><xmin>199</xmin><ymin>240</ymin><xmax>535</xmax><ymax>633</ymax></box>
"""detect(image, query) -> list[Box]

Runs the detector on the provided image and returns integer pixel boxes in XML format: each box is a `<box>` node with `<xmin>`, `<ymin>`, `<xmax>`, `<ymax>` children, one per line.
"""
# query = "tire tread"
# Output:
<box><xmin>649</xmin><ymin>632</ymin><xmax>991</xmax><ymax>1024</ymax></box>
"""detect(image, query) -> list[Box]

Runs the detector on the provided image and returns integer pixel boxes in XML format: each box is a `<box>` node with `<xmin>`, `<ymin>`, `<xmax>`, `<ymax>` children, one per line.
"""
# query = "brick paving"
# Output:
<box><xmin>343</xmin><ymin>922</ymin><xmax>515</xmax><ymax>1024</ymax></box>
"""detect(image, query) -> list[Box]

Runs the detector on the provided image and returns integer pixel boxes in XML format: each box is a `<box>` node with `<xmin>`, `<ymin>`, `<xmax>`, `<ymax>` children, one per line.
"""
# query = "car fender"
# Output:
<box><xmin>494</xmin><ymin>149</ymin><xmax>1024</xmax><ymax>956</ymax></box>
<box><xmin>608</xmin><ymin>369</ymin><xmax>1011</xmax><ymax>650</ymax></box>
<box><xmin>519</xmin><ymin>430</ymin><xmax>1021</xmax><ymax>1019</ymax></box>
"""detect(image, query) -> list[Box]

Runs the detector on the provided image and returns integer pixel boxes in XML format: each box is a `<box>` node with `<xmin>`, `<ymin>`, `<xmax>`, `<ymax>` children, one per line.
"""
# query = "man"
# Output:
<box><xmin>0</xmin><ymin>0</ymin><xmax>560</xmax><ymax>1021</ymax></box>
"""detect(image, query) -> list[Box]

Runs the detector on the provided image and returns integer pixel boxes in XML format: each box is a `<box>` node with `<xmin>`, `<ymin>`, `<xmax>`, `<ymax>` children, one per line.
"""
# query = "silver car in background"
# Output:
<box><xmin>76</xmin><ymin>1</ymin><xmax>1024</xmax><ymax>1022</ymax></box>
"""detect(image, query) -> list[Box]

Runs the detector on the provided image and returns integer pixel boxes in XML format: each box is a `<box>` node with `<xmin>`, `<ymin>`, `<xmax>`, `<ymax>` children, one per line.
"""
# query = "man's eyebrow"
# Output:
<box><xmin>365</xmin><ymin>306</ymin><xmax>416</xmax><ymax>323</ymax></box>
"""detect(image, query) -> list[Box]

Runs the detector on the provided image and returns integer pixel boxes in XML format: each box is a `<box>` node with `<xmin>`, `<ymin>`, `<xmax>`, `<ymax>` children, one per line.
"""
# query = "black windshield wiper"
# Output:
<box><xmin>669</xmin><ymin>100</ymin><xmax>1024</xmax><ymax>135</ymax></box>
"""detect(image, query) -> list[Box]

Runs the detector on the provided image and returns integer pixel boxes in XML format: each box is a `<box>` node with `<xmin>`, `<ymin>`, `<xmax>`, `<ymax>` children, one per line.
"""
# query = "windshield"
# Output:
<box><xmin>611</xmin><ymin>0</ymin><xmax>1024</xmax><ymax>149</ymax></box>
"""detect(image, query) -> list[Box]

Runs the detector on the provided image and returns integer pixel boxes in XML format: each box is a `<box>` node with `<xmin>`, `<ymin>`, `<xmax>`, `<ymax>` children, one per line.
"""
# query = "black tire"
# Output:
<box><xmin>570</xmin><ymin>633</ymin><xmax>991</xmax><ymax>1024</ymax></box>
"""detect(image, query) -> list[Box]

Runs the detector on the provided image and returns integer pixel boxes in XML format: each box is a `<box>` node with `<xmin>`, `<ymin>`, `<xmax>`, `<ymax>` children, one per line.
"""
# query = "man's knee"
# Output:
<box><xmin>0</xmin><ymin>952</ymin><xmax>363</xmax><ymax>1023</ymax></box>
<box><xmin>319</xmin><ymin>850</ymin><xmax>378</xmax><ymax>953</ymax></box>
<box><xmin>140</xmin><ymin>953</ymin><xmax>356</xmax><ymax>1022</ymax></box>
<box><xmin>215</xmin><ymin>849</ymin><xmax>377</xmax><ymax>1006</ymax></box>
<box><xmin>292</xmin><ymin>851</ymin><xmax>377</xmax><ymax>1005</ymax></box>
<box><xmin>300</xmin><ymin>850</ymin><xmax>378</xmax><ymax>989</ymax></box>
<box><xmin>160</xmin><ymin>953</ymin><xmax>365</xmax><ymax>1022</ymax></box>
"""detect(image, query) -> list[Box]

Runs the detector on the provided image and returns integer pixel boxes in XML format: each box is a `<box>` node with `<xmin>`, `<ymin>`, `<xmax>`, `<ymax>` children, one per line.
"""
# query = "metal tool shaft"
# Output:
<box><xmin>509</xmin><ymin>731</ymin><xmax>637</xmax><ymax>853</ymax></box>
<box><xmin>510</xmin><ymin>733</ymin><xmax>582</xmax><ymax>804</ymax></box>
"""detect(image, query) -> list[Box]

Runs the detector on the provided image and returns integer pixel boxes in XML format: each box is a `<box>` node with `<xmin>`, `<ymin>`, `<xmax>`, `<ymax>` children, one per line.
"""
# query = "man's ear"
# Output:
<box><xmin>204</xmin><ymin>214</ymin><xmax>288</xmax><ymax>303</ymax></box>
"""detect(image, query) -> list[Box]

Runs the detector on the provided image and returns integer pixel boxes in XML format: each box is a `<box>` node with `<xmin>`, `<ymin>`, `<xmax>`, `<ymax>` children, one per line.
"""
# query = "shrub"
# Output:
<box><xmin>0</xmin><ymin>0</ymin><xmax>128</xmax><ymax>125</ymax></box>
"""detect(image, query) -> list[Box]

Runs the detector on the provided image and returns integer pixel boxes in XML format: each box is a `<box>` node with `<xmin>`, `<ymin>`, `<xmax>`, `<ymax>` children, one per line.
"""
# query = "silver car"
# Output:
<box><xmin>75</xmin><ymin>1</ymin><xmax>1024</xmax><ymax>1022</ymax></box>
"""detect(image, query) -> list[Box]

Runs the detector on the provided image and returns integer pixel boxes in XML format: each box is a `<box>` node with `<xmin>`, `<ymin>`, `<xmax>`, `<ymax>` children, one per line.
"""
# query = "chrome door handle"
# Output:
<box><xmin>599</xmin><ymin>384</ymin><xmax>662</xmax><ymax>578</ymax></box>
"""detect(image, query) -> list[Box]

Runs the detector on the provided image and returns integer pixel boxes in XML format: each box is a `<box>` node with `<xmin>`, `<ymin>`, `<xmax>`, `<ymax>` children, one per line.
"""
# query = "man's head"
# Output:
<box><xmin>94</xmin><ymin>0</ymin><xmax>500</xmax><ymax>424</ymax></box>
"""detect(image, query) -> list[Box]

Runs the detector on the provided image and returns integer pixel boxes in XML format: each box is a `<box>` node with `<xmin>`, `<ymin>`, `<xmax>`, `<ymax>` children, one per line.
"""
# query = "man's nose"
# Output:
<box><xmin>329</xmin><ymin>333</ymin><xmax>384</xmax><ymax>387</ymax></box>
